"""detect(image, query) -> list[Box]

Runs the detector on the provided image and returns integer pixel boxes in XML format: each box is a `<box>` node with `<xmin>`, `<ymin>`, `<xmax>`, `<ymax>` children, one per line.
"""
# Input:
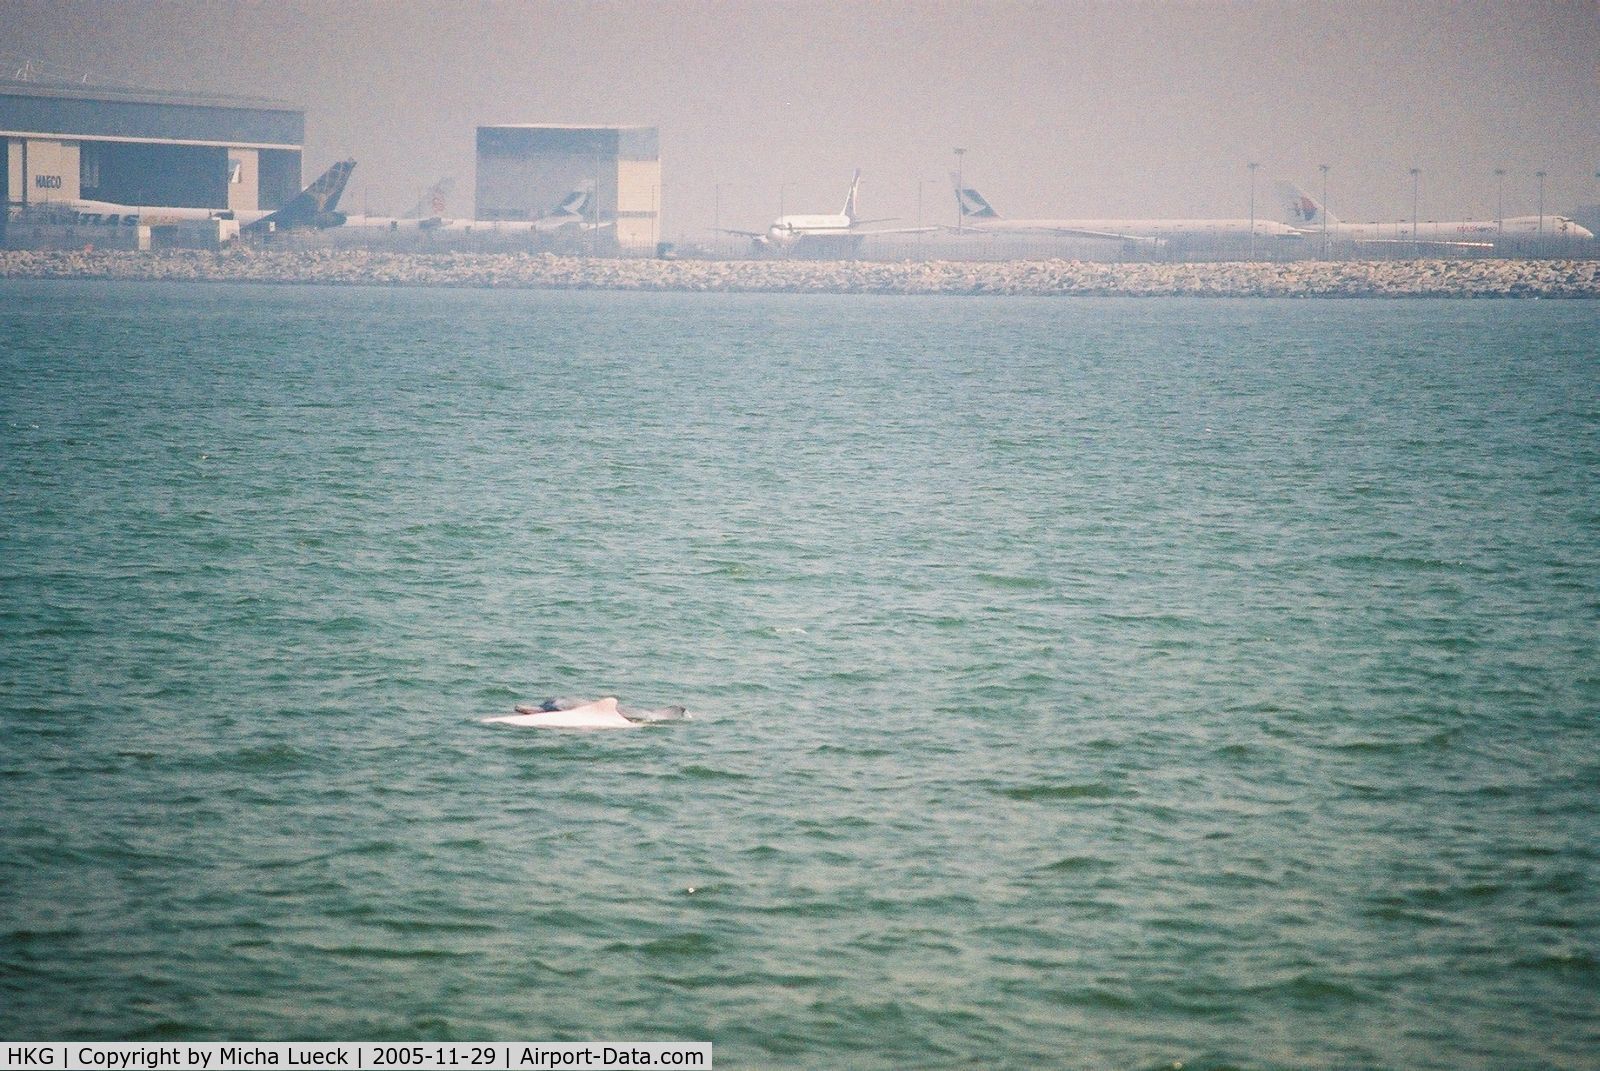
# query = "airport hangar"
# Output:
<box><xmin>1</xmin><ymin>79</ymin><xmax>305</xmax><ymax>235</ymax></box>
<box><xmin>476</xmin><ymin>124</ymin><xmax>661</xmax><ymax>254</ymax></box>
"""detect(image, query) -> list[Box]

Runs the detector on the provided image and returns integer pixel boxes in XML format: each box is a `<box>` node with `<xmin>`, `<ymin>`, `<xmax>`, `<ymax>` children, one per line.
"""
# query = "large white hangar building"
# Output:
<box><xmin>476</xmin><ymin>125</ymin><xmax>661</xmax><ymax>253</ymax></box>
<box><xmin>1</xmin><ymin>80</ymin><xmax>305</xmax><ymax>227</ymax></box>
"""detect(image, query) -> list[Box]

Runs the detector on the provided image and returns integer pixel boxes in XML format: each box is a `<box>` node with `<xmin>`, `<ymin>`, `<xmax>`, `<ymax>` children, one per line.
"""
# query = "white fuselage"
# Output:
<box><xmin>764</xmin><ymin>212</ymin><xmax>857</xmax><ymax>245</ymax></box>
<box><xmin>1304</xmin><ymin>215</ymin><xmax>1592</xmax><ymax>241</ymax></box>
<box><xmin>28</xmin><ymin>198</ymin><xmax>269</xmax><ymax>228</ymax></box>
<box><xmin>338</xmin><ymin>214</ymin><xmax>598</xmax><ymax>235</ymax></box>
<box><xmin>963</xmin><ymin>217</ymin><xmax>1301</xmax><ymax>240</ymax></box>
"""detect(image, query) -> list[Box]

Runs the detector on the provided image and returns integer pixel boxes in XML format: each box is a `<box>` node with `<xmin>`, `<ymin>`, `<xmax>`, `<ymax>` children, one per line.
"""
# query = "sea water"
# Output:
<box><xmin>1</xmin><ymin>281</ymin><xmax>1595</xmax><ymax>1069</ymax></box>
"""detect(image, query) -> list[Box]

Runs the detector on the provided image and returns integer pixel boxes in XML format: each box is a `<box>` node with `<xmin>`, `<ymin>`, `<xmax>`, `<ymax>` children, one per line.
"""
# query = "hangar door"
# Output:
<box><xmin>83</xmin><ymin>142</ymin><xmax>230</xmax><ymax>208</ymax></box>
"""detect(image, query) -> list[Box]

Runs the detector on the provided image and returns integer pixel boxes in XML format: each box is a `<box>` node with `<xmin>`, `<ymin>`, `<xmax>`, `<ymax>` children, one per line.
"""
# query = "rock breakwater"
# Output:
<box><xmin>3</xmin><ymin>249</ymin><xmax>1598</xmax><ymax>298</ymax></box>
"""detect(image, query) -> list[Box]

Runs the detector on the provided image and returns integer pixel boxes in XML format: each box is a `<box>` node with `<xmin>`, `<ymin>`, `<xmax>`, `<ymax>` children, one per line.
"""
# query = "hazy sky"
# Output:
<box><xmin>3</xmin><ymin>0</ymin><xmax>1596</xmax><ymax>238</ymax></box>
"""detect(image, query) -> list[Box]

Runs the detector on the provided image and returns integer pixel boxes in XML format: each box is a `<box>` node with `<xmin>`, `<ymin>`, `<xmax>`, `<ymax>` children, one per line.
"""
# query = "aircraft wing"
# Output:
<box><xmin>855</xmin><ymin>226</ymin><xmax>940</xmax><ymax>237</ymax></box>
<box><xmin>949</xmin><ymin>223</ymin><xmax>1163</xmax><ymax>243</ymax></box>
<box><xmin>533</xmin><ymin>217</ymin><xmax>616</xmax><ymax>234</ymax></box>
<box><xmin>1029</xmin><ymin>226</ymin><xmax>1163</xmax><ymax>244</ymax></box>
<box><xmin>1294</xmin><ymin>230</ymin><xmax>1494</xmax><ymax>249</ymax></box>
<box><xmin>1362</xmin><ymin>239</ymin><xmax>1496</xmax><ymax>250</ymax></box>
<box><xmin>713</xmin><ymin>228</ymin><xmax>768</xmax><ymax>238</ymax></box>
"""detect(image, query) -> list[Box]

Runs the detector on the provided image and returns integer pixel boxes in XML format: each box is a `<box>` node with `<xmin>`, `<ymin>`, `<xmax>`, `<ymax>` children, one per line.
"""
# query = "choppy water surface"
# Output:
<box><xmin>2</xmin><ymin>281</ymin><xmax>1596</xmax><ymax>1069</ymax></box>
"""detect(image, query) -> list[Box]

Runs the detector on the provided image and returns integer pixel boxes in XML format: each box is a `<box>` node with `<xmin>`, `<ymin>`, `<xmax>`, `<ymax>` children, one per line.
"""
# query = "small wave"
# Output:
<box><xmin>314</xmin><ymin>614</ymin><xmax>370</xmax><ymax>635</ymax></box>
<box><xmin>700</xmin><ymin>560</ymin><xmax>753</xmax><ymax>579</ymax></box>
<box><xmin>372</xmin><ymin>918</ymin><xmax>498</xmax><ymax>936</ymax></box>
<box><xmin>1137</xmin><ymin>1058</ymin><xmax>1253</xmax><ymax>1071</ymax></box>
<box><xmin>1512</xmin><ymin>950</ymin><xmax>1598</xmax><ymax>977</ymax></box>
<box><xmin>1023</xmin><ymin>983</ymin><xmax>1137</xmax><ymax>1011</ymax></box>
<box><xmin>1325</xmin><ymin>731</ymin><xmax>1453</xmax><ymax>754</ymax></box>
<box><xmin>1369</xmin><ymin>882</ymin><xmax>1506</xmax><ymax>916</ymax></box>
<box><xmin>650</xmin><ymin>968</ymin><xmax>833</xmax><ymax>991</ymax></box>
<box><xmin>975</xmin><ymin>572</ymin><xmax>1052</xmax><ymax>590</ymax></box>
<box><xmin>4</xmin><ymin>927</ymin><xmax>83</xmax><ymax>943</ymax></box>
<box><xmin>197</xmin><ymin>744</ymin><xmax>313</xmax><ymax>772</ymax></box>
<box><xmin>344</xmin><ymin>839</ymin><xmax>403</xmax><ymax>857</ymax></box>
<box><xmin>253</xmin><ymin>850</ymin><xmax>341</xmax><ymax>871</ymax></box>
<box><xmin>1035</xmin><ymin>855</ymin><xmax>1109</xmax><ymax>873</ymax></box>
<box><xmin>126</xmin><ymin>1020</ymin><xmax>210</xmax><ymax>1041</ymax></box>
<box><xmin>671</xmin><ymin>764</ymin><xmax>752</xmax><ymax>782</ymax></box>
<box><xmin>1331</xmin><ymin>552</ymin><xmax>1455</xmax><ymax>572</ymax></box>
<box><xmin>1248</xmin><ymin>971</ymin><xmax>1371</xmax><ymax>1007</ymax></box>
<box><xmin>314</xmin><ymin>944</ymin><xmax>476</xmax><ymax>962</ymax></box>
<box><xmin>810</xmin><ymin>744</ymin><xmax>892</xmax><ymax>758</ymax></box>
<box><xmin>999</xmin><ymin>781</ymin><xmax>1123</xmax><ymax>802</ymax></box>
<box><xmin>606</xmin><ymin>931</ymin><xmax>715</xmax><ymax>957</ymax></box>
<box><xmin>803</xmin><ymin>996</ymin><xmax>911</xmax><ymax>1026</ymax></box>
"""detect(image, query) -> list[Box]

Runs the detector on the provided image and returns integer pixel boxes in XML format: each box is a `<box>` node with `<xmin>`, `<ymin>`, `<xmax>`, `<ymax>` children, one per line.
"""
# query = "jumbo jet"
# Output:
<box><xmin>1276</xmin><ymin>181</ymin><xmax>1593</xmax><ymax>246</ymax></box>
<box><xmin>339</xmin><ymin>182</ymin><xmax>611</xmax><ymax>235</ymax></box>
<box><xmin>717</xmin><ymin>170</ymin><xmax>933</xmax><ymax>251</ymax></box>
<box><xmin>19</xmin><ymin>159</ymin><xmax>356</xmax><ymax>233</ymax></box>
<box><xmin>951</xmin><ymin>178</ymin><xmax>1302</xmax><ymax>242</ymax></box>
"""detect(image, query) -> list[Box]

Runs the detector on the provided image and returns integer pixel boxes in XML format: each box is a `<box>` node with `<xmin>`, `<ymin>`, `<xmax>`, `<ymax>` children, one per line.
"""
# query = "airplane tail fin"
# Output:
<box><xmin>246</xmin><ymin>158</ymin><xmax>356</xmax><ymax>233</ymax></box>
<box><xmin>534</xmin><ymin>182</ymin><xmax>612</xmax><ymax>232</ymax></box>
<box><xmin>404</xmin><ymin>176</ymin><xmax>454</xmax><ymax>220</ymax></box>
<box><xmin>1275</xmin><ymin>180</ymin><xmax>1338</xmax><ymax>227</ymax></box>
<box><xmin>952</xmin><ymin>176</ymin><xmax>1001</xmax><ymax>220</ymax></box>
<box><xmin>552</xmin><ymin>182</ymin><xmax>594</xmax><ymax>219</ymax></box>
<box><xmin>842</xmin><ymin>169</ymin><xmax>861</xmax><ymax>222</ymax></box>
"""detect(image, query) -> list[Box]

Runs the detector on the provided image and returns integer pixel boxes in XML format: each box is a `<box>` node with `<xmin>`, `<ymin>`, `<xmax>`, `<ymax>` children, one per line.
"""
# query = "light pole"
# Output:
<box><xmin>1536</xmin><ymin>169</ymin><xmax>1546</xmax><ymax>236</ymax></box>
<box><xmin>1319</xmin><ymin>163</ymin><xmax>1330</xmax><ymax>257</ymax></box>
<box><xmin>953</xmin><ymin>147</ymin><xmax>967</xmax><ymax>231</ymax></box>
<box><xmin>1495</xmin><ymin>168</ymin><xmax>1506</xmax><ymax>235</ymax></box>
<box><xmin>917</xmin><ymin>179</ymin><xmax>926</xmax><ymax>252</ymax></box>
<box><xmin>592</xmin><ymin>145</ymin><xmax>603</xmax><ymax>258</ymax></box>
<box><xmin>1410</xmin><ymin>167</ymin><xmax>1420</xmax><ymax>244</ymax></box>
<box><xmin>1248</xmin><ymin>161</ymin><xmax>1259</xmax><ymax>260</ymax></box>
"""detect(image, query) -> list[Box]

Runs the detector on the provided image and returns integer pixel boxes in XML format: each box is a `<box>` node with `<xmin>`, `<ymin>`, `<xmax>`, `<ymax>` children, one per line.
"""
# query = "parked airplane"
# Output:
<box><xmin>338</xmin><ymin>182</ymin><xmax>610</xmax><ymax>235</ymax></box>
<box><xmin>18</xmin><ymin>159</ymin><xmax>356</xmax><ymax>233</ymax></box>
<box><xmin>952</xmin><ymin>179</ymin><xmax>1302</xmax><ymax>242</ymax></box>
<box><xmin>717</xmin><ymin>170</ymin><xmax>933</xmax><ymax>251</ymax></box>
<box><xmin>404</xmin><ymin>177</ymin><xmax>454</xmax><ymax>221</ymax></box>
<box><xmin>1275</xmin><ymin>181</ymin><xmax>1593</xmax><ymax>245</ymax></box>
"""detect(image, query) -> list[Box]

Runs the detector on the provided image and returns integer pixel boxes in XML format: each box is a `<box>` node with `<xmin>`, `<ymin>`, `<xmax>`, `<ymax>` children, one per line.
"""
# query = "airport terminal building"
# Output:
<box><xmin>1</xmin><ymin>79</ymin><xmax>304</xmax><ymax>241</ymax></box>
<box><xmin>476</xmin><ymin>125</ymin><xmax>660</xmax><ymax>253</ymax></box>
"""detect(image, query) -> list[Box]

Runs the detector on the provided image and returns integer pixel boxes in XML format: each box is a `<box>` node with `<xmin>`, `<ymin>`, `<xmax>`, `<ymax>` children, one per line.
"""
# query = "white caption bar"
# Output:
<box><xmin>0</xmin><ymin>1044</ymin><xmax>712</xmax><ymax>1070</ymax></box>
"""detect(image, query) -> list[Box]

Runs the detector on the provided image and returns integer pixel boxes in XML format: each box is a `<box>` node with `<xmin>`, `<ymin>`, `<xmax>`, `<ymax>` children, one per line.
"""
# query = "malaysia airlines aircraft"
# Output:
<box><xmin>339</xmin><ymin>182</ymin><xmax>612</xmax><ymax>235</ymax></box>
<box><xmin>717</xmin><ymin>171</ymin><xmax>933</xmax><ymax>251</ymax></box>
<box><xmin>21</xmin><ymin>159</ymin><xmax>356</xmax><ymax>233</ymax></box>
<box><xmin>407</xmin><ymin>177</ymin><xmax>455</xmax><ymax>220</ymax></box>
<box><xmin>952</xmin><ymin>179</ymin><xmax>1302</xmax><ymax>242</ymax></box>
<box><xmin>1276</xmin><ymin>181</ymin><xmax>1593</xmax><ymax>245</ymax></box>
